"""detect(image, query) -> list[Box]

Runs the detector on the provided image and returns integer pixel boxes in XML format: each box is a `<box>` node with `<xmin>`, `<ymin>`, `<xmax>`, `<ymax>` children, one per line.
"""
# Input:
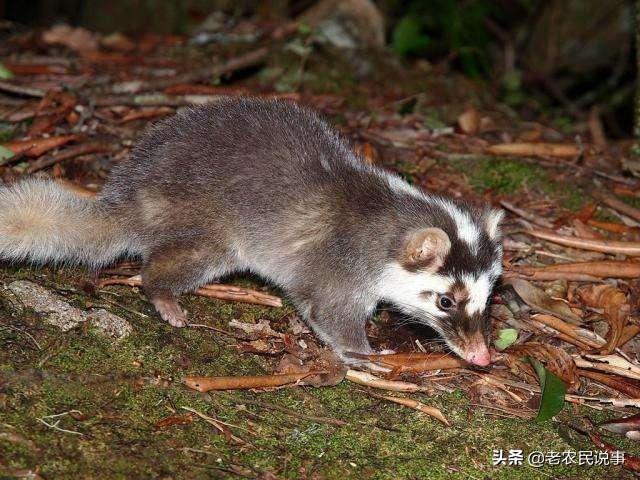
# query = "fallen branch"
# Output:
<box><xmin>499</xmin><ymin>200</ymin><xmax>554</xmax><ymax>228</ymax></box>
<box><xmin>596</xmin><ymin>193</ymin><xmax>640</xmax><ymax>224</ymax></box>
<box><xmin>515</xmin><ymin>261</ymin><xmax>640</xmax><ymax>280</ymax></box>
<box><xmin>183</xmin><ymin>372</ymin><xmax>314</xmax><ymax>391</ymax></box>
<box><xmin>379</xmin><ymin>395</ymin><xmax>450</xmax><ymax>426</ymax></box>
<box><xmin>573</xmin><ymin>354</ymin><xmax>640</xmax><ymax>381</ymax></box>
<box><xmin>505</xmin><ymin>270</ymin><xmax>600</xmax><ymax>282</ymax></box>
<box><xmin>36</xmin><ymin>410</ymin><xmax>84</xmax><ymax>435</ymax></box>
<box><xmin>577</xmin><ymin>369</ymin><xmax>640</xmax><ymax>398</ymax></box>
<box><xmin>353</xmin><ymin>352</ymin><xmax>467</xmax><ymax>373</ymax></box>
<box><xmin>180</xmin><ymin>406</ymin><xmax>246</xmax><ymax>444</ymax></box>
<box><xmin>2</xmin><ymin>134</ymin><xmax>79</xmax><ymax>159</ymax></box>
<box><xmin>26</xmin><ymin>141</ymin><xmax>111</xmax><ymax>173</ymax></box>
<box><xmin>524</xmin><ymin>228</ymin><xmax>640</xmax><ymax>256</ymax></box>
<box><xmin>0</xmin><ymin>80</ymin><xmax>44</xmax><ymax>98</ymax></box>
<box><xmin>481</xmin><ymin>374</ymin><xmax>631</xmax><ymax>412</ymax></box>
<box><xmin>116</xmin><ymin>107</ymin><xmax>174</xmax><ymax>124</ymax></box>
<box><xmin>344</xmin><ymin>369</ymin><xmax>427</xmax><ymax>392</ymax></box>
<box><xmin>93</xmin><ymin>93</ymin><xmax>226</xmax><ymax>107</ymax></box>
<box><xmin>98</xmin><ymin>274</ymin><xmax>282</xmax><ymax>308</ymax></box>
<box><xmin>486</xmin><ymin>142</ymin><xmax>580</xmax><ymax>158</ymax></box>
<box><xmin>565</xmin><ymin>394</ymin><xmax>640</xmax><ymax>409</ymax></box>
<box><xmin>112</xmin><ymin>47</ymin><xmax>269</xmax><ymax>94</ymax></box>
<box><xmin>531</xmin><ymin>314</ymin><xmax>604</xmax><ymax>349</ymax></box>
<box><xmin>197</xmin><ymin>284</ymin><xmax>282</xmax><ymax>307</ymax></box>
<box><xmin>586</xmin><ymin>430</ymin><xmax>640</xmax><ymax>472</ymax></box>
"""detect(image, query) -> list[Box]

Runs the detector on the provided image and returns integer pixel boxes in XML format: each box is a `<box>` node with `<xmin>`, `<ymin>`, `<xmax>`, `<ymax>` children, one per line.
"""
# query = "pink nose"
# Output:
<box><xmin>464</xmin><ymin>347</ymin><xmax>491</xmax><ymax>366</ymax></box>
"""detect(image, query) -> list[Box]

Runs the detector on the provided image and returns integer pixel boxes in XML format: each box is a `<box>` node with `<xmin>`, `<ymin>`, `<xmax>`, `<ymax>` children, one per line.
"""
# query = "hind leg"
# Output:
<box><xmin>142</xmin><ymin>242</ymin><xmax>234</xmax><ymax>327</ymax></box>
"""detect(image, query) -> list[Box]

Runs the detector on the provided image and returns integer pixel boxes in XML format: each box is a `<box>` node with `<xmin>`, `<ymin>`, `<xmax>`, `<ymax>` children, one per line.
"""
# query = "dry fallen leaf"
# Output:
<box><xmin>355</xmin><ymin>141</ymin><xmax>378</xmax><ymax>164</ymax></box>
<box><xmin>576</xmin><ymin>284</ymin><xmax>630</xmax><ymax>353</ymax></box>
<box><xmin>154</xmin><ymin>413</ymin><xmax>194</xmax><ymax>429</ymax></box>
<box><xmin>101</xmin><ymin>32</ymin><xmax>136</xmax><ymax>52</ymax></box>
<box><xmin>504</xmin><ymin>342</ymin><xmax>578</xmax><ymax>389</ymax></box>
<box><xmin>275</xmin><ymin>351</ymin><xmax>347</xmax><ymax>387</ymax></box>
<box><xmin>506</xmin><ymin>278</ymin><xmax>582</xmax><ymax>325</ymax></box>
<box><xmin>457</xmin><ymin>106</ymin><xmax>480</xmax><ymax>134</ymax></box>
<box><xmin>42</xmin><ymin>24</ymin><xmax>99</xmax><ymax>52</ymax></box>
<box><xmin>237</xmin><ymin>338</ymin><xmax>284</xmax><ymax>355</ymax></box>
<box><xmin>228</xmin><ymin>319</ymin><xmax>285</xmax><ymax>339</ymax></box>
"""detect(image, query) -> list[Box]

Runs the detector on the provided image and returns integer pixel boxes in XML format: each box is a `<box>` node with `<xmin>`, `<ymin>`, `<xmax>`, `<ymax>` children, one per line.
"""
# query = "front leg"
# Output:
<box><xmin>303</xmin><ymin>301</ymin><xmax>380</xmax><ymax>368</ymax></box>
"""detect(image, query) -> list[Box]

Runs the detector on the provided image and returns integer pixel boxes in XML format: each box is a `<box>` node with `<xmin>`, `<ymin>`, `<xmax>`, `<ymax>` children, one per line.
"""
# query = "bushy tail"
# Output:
<box><xmin>0</xmin><ymin>179</ymin><xmax>135</xmax><ymax>268</ymax></box>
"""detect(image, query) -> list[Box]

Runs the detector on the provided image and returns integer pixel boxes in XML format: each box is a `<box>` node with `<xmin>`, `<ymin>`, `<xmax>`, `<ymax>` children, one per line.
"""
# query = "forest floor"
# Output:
<box><xmin>1</xmin><ymin>21</ymin><xmax>640</xmax><ymax>480</ymax></box>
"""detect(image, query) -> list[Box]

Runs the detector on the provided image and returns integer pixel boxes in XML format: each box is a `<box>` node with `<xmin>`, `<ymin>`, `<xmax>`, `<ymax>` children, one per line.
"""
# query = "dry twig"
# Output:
<box><xmin>183</xmin><ymin>372</ymin><xmax>315</xmax><ymax>391</ymax></box>
<box><xmin>524</xmin><ymin>228</ymin><xmax>640</xmax><ymax>256</ymax></box>
<box><xmin>98</xmin><ymin>274</ymin><xmax>282</xmax><ymax>307</ymax></box>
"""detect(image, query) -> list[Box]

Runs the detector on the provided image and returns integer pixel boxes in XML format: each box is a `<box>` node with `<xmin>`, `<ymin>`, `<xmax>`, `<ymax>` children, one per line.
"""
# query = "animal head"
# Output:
<box><xmin>380</xmin><ymin>207</ymin><xmax>503</xmax><ymax>366</ymax></box>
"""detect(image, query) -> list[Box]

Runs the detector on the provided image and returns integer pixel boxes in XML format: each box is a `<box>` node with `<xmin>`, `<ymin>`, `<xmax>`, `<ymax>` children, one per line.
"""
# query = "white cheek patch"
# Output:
<box><xmin>378</xmin><ymin>262</ymin><xmax>454</xmax><ymax>318</ymax></box>
<box><xmin>462</xmin><ymin>272</ymin><xmax>492</xmax><ymax>315</ymax></box>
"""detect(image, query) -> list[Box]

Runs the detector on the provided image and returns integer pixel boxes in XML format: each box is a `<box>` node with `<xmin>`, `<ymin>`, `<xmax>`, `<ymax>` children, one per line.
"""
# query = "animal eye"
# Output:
<box><xmin>437</xmin><ymin>294</ymin><xmax>455</xmax><ymax>310</ymax></box>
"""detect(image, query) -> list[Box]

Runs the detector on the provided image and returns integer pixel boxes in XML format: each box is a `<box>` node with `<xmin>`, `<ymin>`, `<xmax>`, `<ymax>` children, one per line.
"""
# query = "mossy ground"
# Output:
<box><xmin>1</xmin><ymin>263</ymin><xmax>637</xmax><ymax>479</ymax></box>
<box><xmin>448</xmin><ymin>155</ymin><xmax>588</xmax><ymax>210</ymax></box>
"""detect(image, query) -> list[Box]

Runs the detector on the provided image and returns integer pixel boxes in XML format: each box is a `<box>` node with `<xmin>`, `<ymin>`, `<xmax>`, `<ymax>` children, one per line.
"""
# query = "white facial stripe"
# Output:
<box><xmin>385</xmin><ymin>173</ymin><xmax>422</xmax><ymax>196</ymax></box>
<box><xmin>436</xmin><ymin>198</ymin><xmax>480</xmax><ymax>253</ymax></box>
<box><xmin>378</xmin><ymin>262</ymin><xmax>453</xmax><ymax>318</ymax></box>
<box><xmin>462</xmin><ymin>273</ymin><xmax>491</xmax><ymax>315</ymax></box>
<box><xmin>382</xmin><ymin>172</ymin><xmax>482</xmax><ymax>253</ymax></box>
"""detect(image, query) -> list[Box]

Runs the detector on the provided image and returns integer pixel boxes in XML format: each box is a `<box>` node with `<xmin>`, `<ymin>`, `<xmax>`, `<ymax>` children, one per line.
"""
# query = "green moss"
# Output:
<box><xmin>449</xmin><ymin>156</ymin><xmax>587</xmax><ymax>210</ymax></box>
<box><xmin>452</xmin><ymin>156</ymin><xmax>543</xmax><ymax>194</ymax></box>
<box><xmin>0</xmin><ymin>122</ymin><xmax>16</xmax><ymax>142</ymax></box>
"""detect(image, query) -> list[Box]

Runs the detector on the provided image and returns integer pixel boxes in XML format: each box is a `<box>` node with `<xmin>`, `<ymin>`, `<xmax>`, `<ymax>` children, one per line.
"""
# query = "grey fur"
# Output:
<box><xmin>0</xmin><ymin>98</ymin><xmax>502</xmax><ymax>362</ymax></box>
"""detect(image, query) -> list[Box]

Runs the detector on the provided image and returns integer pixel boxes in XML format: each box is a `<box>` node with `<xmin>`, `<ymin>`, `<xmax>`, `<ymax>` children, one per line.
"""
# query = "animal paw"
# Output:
<box><xmin>151</xmin><ymin>294</ymin><xmax>187</xmax><ymax>328</ymax></box>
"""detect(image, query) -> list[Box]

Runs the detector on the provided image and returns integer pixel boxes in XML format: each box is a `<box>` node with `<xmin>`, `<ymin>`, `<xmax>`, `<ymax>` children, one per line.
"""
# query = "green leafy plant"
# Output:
<box><xmin>390</xmin><ymin>0</ymin><xmax>500</xmax><ymax>78</ymax></box>
<box><xmin>392</xmin><ymin>15</ymin><xmax>430</xmax><ymax>57</ymax></box>
<box><xmin>0</xmin><ymin>62</ymin><xmax>13</xmax><ymax>80</ymax></box>
<box><xmin>0</xmin><ymin>145</ymin><xmax>14</xmax><ymax>165</ymax></box>
<box><xmin>494</xmin><ymin>328</ymin><xmax>518</xmax><ymax>351</ymax></box>
<box><xmin>528</xmin><ymin>357</ymin><xmax>566</xmax><ymax>422</ymax></box>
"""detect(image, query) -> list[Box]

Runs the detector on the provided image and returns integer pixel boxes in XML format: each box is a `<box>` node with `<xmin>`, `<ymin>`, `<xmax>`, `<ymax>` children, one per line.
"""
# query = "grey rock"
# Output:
<box><xmin>6</xmin><ymin>280</ymin><xmax>132</xmax><ymax>341</ymax></box>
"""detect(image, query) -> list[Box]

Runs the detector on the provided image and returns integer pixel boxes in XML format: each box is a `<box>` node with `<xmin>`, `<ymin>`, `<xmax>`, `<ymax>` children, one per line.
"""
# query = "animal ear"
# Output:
<box><xmin>484</xmin><ymin>209</ymin><xmax>504</xmax><ymax>240</ymax></box>
<box><xmin>401</xmin><ymin>227</ymin><xmax>451</xmax><ymax>271</ymax></box>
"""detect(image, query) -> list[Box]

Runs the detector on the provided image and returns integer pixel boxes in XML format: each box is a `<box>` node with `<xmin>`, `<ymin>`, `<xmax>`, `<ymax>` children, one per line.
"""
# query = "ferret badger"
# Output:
<box><xmin>0</xmin><ymin>98</ymin><xmax>503</xmax><ymax>366</ymax></box>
